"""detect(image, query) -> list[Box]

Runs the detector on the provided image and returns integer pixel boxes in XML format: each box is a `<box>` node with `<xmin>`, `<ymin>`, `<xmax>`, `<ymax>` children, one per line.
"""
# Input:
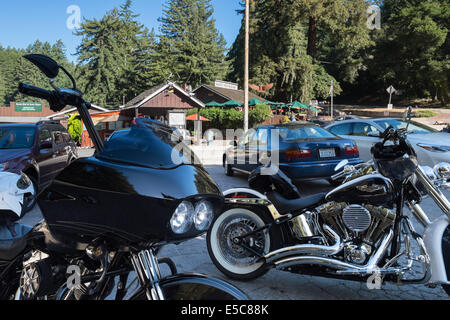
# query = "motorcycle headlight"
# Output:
<box><xmin>170</xmin><ymin>201</ymin><xmax>195</xmax><ymax>234</ymax></box>
<box><xmin>194</xmin><ymin>200</ymin><xmax>214</xmax><ymax>231</ymax></box>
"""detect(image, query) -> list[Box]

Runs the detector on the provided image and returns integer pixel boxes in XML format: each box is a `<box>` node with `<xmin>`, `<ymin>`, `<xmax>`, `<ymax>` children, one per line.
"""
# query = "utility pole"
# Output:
<box><xmin>330</xmin><ymin>80</ymin><xmax>334</xmax><ymax>118</ymax></box>
<box><xmin>244</xmin><ymin>0</ymin><xmax>250</xmax><ymax>132</ymax></box>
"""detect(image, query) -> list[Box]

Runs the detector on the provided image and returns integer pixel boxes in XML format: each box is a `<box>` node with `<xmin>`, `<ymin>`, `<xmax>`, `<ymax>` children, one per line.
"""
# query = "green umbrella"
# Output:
<box><xmin>291</xmin><ymin>101</ymin><xmax>309</xmax><ymax>109</ymax></box>
<box><xmin>223</xmin><ymin>99</ymin><xmax>243</xmax><ymax>107</ymax></box>
<box><xmin>205</xmin><ymin>101</ymin><xmax>221</xmax><ymax>107</ymax></box>
<box><xmin>309</xmin><ymin>106</ymin><xmax>319</xmax><ymax>112</ymax></box>
<box><xmin>248</xmin><ymin>98</ymin><xmax>262</xmax><ymax>106</ymax></box>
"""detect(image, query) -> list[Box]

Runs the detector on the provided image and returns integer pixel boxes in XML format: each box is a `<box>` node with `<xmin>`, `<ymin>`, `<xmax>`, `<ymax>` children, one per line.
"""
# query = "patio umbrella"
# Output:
<box><xmin>205</xmin><ymin>101</ymin><xmax>221</xmax><ymax>107</ymax></box>
<box><xmin>186</xmin><ymin>114</ymin><xmax>211</xmax><ymax>122</ymax></box>
<box><xmin>222</xmin><ymin>99</ymin><xmax>243</xmax><ymax>107</ymax></box>
<box><xmin>248</xmin><ymin>98</ymin><xmax>262</xmax><ymax>106</ymax></box>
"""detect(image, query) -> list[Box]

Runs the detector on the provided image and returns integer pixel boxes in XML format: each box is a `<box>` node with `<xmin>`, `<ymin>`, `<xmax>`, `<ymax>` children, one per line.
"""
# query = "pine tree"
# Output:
<box><xmin>227</xmin><ymin>0</ymin><xmax>368</xmax><ymax>102</ymax></box>
<box><xmin>156</xmin><ymin>0</ymin><xmax>229</xmax><ymax>88</ymax></box>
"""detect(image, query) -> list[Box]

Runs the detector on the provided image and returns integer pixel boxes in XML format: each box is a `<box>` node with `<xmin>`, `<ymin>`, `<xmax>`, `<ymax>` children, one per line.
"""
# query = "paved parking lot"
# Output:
<box><xmin>20</xmin><ymin>148</ymin><xmax>450</xmax><ymax>300</ymax></box>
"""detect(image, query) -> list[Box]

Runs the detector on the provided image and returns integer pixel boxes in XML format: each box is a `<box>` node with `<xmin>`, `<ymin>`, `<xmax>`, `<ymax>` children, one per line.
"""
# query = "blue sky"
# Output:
<box><xmin>0</xmin><ymin>0</ymin><xmax>243</xmax><ymax>62</ymax></box>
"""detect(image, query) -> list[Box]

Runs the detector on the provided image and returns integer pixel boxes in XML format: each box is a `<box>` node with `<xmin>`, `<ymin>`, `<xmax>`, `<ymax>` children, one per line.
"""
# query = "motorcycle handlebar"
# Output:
<box><xmin>18</xmin><ymin>82</ymin><xmax>54</xmax><ymax>101</ymax></box>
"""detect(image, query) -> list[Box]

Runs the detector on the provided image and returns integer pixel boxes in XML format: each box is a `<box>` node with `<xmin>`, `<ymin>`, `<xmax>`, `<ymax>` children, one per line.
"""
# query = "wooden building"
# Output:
<box><xmin>193</xmin><ymin>81</ymin><xmax>265</xmax><ymax>106</ymax></box>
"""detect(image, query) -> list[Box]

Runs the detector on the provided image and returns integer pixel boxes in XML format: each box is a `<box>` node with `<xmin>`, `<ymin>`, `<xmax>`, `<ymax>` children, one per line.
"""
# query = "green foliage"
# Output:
<box><xmin>188</xmin><ymin>105</ymin><xmax>272</xmax><ymax>131</ymax></box>
<box><xmin>414</xmin><ymin>110</ymin><xmax>439</xmax><ymax>118</ymax></box>
<box><xmin>227</xmin><ymin>0</ymin><xmax>371</xmax><ymax>103</ymax></box>
<box><xmin>75</xmin><ymin>1</ymin><xmax>155</xmax><ymax>107</ymax></box>
<box><xmin>155</xmin><ymin>0</ymin><xmax>229</xmax><ymax>88</ymax></box>
<box><xmin>67</xmin><ymin>114</ymin><xmax>82</xmax><ymax>144</ymax></box>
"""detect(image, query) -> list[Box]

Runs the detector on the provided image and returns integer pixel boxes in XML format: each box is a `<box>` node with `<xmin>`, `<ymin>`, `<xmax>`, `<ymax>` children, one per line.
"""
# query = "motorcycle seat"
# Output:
<box><xmin>267</xmin><ymin>191</ymin><xmax>326</xmax><ymax>215</ymax></box>
<box><xmin>0</xmin><ymin>224</ymin><xmax>32</xmax><ymax>261</ymax></box>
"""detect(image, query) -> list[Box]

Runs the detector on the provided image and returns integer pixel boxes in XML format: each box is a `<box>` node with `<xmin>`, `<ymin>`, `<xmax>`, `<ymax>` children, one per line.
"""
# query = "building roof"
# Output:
<box><xmin>194</xmin><ymin>84</ymin><xmax>265</xmax><ymax>105</ymax></box>
<box><xmin>123</xmin><ymin>82</ymin><xmax>205</xmax><ymax>110</ymax></box>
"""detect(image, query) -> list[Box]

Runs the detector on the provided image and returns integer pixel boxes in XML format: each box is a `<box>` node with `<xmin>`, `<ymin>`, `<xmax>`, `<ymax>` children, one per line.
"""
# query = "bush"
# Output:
<box><xmin>67</xmin><ymin>114</ymin><xmax>82</xmax><ymax>144</ymax></box>
<box><xmin>414</xmin><ymin>110</ymin><xmax>439</xmax><ymax>118</ymax></box>
<box><xmin>188</xmin><ymin>105</ymin><xmax>272</xmax><ymax>132</ymax></box>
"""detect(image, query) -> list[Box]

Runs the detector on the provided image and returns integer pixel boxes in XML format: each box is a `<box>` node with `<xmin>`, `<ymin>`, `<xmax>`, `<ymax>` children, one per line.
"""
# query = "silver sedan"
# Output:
<box><xmin>325</xmin><ymin>118</ymin><xmax>450</xmax><ymax>167</ymax></box>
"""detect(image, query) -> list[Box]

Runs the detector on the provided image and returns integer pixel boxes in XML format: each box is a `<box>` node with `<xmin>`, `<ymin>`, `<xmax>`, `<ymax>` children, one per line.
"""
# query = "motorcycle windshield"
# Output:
<box><xmin>97</xmin><ymin>118</ymin><xmax>200</xmax><ymax>169</ymax></box>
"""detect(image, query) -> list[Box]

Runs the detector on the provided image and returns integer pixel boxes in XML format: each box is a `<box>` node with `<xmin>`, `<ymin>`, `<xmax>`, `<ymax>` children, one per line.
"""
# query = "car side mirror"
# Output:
<box><xmin>368</xmin><ymin>131</ymin><xmax>381</xmax><ymax>138</ymax></box>
<box><xmin>40</xmin><ymin>141</ymin><xmax>53</xmax><ymax>149</ymax></box>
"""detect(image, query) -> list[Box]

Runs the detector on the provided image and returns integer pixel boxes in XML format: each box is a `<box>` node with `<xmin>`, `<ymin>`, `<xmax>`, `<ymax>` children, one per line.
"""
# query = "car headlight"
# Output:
<box><xmin>418</xmin><ymin>144</ymin><xmax>450</xmax><ymax>153</ymax></box>
<box><xmin>194</xmin><ymin>200</ymin><xmax>214</xmax><ymax>231</ymax></box>
<box><xmin>17</xmin><ymin>173</ymin><xmax>32</xmax><ymax>190</ymax></box>
<box><xmin>170</xmin><ymin>201</ymin><xmax>195</xmax><ymax>234</ymax></box>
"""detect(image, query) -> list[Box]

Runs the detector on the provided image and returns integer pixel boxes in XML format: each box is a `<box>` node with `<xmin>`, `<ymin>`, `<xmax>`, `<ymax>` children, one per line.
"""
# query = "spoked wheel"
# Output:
<box><xmin>207</xmin><ymin>208</ymin><xmax>279</xmax><ymax>281</ymax></box>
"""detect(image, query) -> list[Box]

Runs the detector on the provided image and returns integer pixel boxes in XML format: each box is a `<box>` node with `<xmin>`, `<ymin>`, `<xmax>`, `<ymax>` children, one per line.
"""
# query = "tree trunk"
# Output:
<box><xmin>307</xmin><ymin>16</ymin><xmax>317</xmax><ymax>60</ymax></box>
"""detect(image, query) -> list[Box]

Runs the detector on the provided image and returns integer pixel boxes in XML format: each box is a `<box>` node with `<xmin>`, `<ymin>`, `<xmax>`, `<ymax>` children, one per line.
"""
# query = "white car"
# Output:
<box><xmin>325</xmin><ymin>118</ymin><xmax>450</xmax><ymax>167</ymax></box>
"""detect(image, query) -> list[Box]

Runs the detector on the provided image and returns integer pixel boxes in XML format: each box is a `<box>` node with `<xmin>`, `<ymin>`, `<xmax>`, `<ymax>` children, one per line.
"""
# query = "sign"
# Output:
<box><xmin>386</xmin><ymin>86</ymin><xmax>397</xmax><ymax>95</ymax></box>
<box><xmin>215</xmin><ymin>80</ymin><xmax>238</xmax><ymax>91</ymax></box>
<box><xmin>15</xmin><ymin>102</ymin><xmax>42</xmax><ymax>112</ymax></box>
<box><xmin>169</xmin><ymin>111</ymin><xmax>186</xmax><ymax>127</ymax></box>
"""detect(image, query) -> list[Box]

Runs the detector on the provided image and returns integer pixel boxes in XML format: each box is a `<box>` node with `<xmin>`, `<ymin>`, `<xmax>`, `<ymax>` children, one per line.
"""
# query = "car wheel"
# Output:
<box><xmin>22</xmin><ymin>175</ymin><xmax>37</xmax><ymax>213</ymax></box>
<box><xmin>224</xmin><ymin>157</ymin><xmax>234</xmax><ymax>177</ymax></box>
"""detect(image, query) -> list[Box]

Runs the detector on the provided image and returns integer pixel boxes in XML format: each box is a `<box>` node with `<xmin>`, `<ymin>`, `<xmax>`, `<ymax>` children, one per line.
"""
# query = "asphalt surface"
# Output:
<box><xmin>20</xmin><ymin>149</ymin><xmax>450</xmax><ymax>300</ymax></box>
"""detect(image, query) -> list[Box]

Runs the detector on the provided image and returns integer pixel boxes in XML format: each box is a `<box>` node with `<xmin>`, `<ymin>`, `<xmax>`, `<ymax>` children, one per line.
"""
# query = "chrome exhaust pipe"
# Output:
<box><xmin>273</xmin><ymin>230</ymin><xmax>394</xmax><ymax>275</ymax></box>
<box><xmin>265</xmin><ymin>225</ymin><xmax>343</xmax><ymax>264</ymax></box>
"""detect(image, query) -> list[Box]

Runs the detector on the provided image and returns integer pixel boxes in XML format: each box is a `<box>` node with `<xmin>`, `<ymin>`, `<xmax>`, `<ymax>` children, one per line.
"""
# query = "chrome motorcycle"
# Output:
<box><xmin>207</xmin><ymin>112</ymin><xmax>450</xmax><ymax>296</ymax></box>
<box><xmin>0</xmin><ymin>54</ymin><xmax>248</xmax><ymax>301</ymax></box>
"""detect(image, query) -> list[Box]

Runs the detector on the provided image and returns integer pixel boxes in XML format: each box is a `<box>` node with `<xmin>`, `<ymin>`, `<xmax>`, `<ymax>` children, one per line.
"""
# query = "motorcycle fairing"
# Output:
<box><xmin>423</xmin><ymin>216</ymin><xmax>450</xmax><ymax>285</ymax></box>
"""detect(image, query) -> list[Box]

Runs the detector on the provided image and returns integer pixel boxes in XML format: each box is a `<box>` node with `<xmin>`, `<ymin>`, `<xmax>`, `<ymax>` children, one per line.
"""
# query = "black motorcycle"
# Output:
<box><xmin>207</xmin><ymin>111</ymin><xmax>450</xmax><ymax>296</ymax></box>
<box><xmin>0</xmin><ymin>54</ymin><xmax>248</xmax><ymax>300</ymax></box>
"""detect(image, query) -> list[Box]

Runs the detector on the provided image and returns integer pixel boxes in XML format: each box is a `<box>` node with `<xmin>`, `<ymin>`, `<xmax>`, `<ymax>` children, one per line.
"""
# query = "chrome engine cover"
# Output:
<box><xmin>342</xmin><ymin>205</ymin><xmax>372</xmax><ymax>233</ymax></box>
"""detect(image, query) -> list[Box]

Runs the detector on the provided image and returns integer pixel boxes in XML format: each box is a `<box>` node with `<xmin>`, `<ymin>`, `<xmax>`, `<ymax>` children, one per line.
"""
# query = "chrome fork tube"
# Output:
<box><xmin>406</xmin><ymin>201</ymin><xmax>432</xmax><ymax>228</ymax></box>
<box><xmin>416</xmin><ymin>166</ymin><xmax>450</xmax><ymax>216</ymax></box>
<box><xmin>131</xmin><ymin>250</ymin><xmax>165</xmax><ymax>301</ymax></box>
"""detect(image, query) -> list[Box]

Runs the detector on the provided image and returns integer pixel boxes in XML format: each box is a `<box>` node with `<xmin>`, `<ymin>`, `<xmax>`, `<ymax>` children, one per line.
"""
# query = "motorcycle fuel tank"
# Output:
<box><xmin>325</xmin><ymin>174</ymin><xmax>395</xmax><ymax>207</ymax></box>
<box><xmin>37</xmin><ymin>119</ymin><xmax>222</xmax><ymax>248</ymax></box>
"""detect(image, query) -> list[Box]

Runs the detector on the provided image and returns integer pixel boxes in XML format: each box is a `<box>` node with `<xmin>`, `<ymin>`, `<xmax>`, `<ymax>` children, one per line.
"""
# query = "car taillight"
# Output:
<box><xmin>285</xmin><ymin>149</ymin><xmax>312</xmax><ymax>160</ymax></box>
<box><xmin>345</xmin><ymin>145</ymin><xmax>359</xmax><ymax>155</ymax></box>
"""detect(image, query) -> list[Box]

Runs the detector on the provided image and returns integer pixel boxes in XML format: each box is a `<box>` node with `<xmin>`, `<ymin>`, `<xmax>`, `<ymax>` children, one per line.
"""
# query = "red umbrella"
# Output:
<box><xmin>186</xmin><ymin>114</ymin><xmax>211</xmax><ymax>122</ymax></box>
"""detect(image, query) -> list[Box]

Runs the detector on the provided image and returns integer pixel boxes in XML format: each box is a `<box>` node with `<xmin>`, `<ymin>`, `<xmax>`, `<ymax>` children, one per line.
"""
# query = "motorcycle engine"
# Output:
<box><xmin>317</xmin><ymin>202</ymin><xmax>396</xmax><ymax>264</ymax></box>
<box><xmin>19</xmin><ymin>251</ymin><xmax>65</xmax><ymax>300</ymax></box>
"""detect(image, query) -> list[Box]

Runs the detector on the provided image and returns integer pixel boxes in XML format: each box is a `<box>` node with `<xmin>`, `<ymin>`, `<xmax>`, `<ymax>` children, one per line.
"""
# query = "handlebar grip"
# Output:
<box><xmin>18</xmin><ymin>82</ymin><xmax>54</xmax><ymax>101</ymax></box>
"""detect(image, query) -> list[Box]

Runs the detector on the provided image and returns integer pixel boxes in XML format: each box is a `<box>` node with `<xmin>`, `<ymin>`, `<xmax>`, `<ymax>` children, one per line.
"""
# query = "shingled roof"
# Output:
<box><xmin>194</xmin><ymin>84</ymin><xmax>265</xmax><ymax>105</ymax></box>
<box><xmin>124</xmin><ymin>83</ymin><xmax>168</xmax><ymax>108</ymax></box>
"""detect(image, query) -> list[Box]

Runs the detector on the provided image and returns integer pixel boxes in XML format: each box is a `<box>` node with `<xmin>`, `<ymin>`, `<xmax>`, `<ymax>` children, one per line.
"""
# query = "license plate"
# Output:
<box><xmin>319</xmin><ymin>148</ymin><xmax>336</xmax><ymax>158</ymax></box>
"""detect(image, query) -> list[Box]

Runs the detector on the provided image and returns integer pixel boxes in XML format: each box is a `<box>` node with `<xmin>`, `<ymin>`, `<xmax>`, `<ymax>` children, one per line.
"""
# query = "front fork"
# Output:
<box><xmin>131</xmin><ymin>250</ymin><xmax>178</xmax><ymax>301</ymax></box>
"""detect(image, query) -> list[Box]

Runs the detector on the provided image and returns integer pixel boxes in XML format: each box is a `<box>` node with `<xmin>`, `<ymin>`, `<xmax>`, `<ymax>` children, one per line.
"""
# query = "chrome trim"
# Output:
<box><xmin>416</xmin><ymin>166</ymin><xmax>450</xmax><ymax>216</ymax></box>
<box><xmin>407</xmin><ymin>201</ymin><xmax>432</xmax><ymax>227</ymax></box>
<box><xmin>274</xmin><ymin>229</ymin><xmax>394</xmax><ymax>276</ymax></box>
<box><xmin>223</xmin><ymin>188</ymin><xmax>268</xmax><ymax>200</ymax></box>
<box><xmin>265</xmin><ymin>225</ymin><xmax>343</xmax><ymax>263</ymax></box>
<box><xmin>231</xmin><ymin>168</ymin><xmax>252</xmax><ymax>175</ymax></box>
<box><xmin>325</xmin><ymin>173</ymin><xmax>393</xmax><ymax>201</ymax></box>
<box><xmin>131</xmin><ymin>250</ymin><xmax>165</xmax><ymax>300</ymax></box>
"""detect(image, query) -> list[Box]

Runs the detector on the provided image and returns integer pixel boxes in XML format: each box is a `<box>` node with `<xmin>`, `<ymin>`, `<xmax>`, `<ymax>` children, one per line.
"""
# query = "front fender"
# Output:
<box><xmin>423</xmin><ymin>215</ymin><xmax>450</xmax><ymax>285</ymax></box>
<box><xmin>131</xmin><ymin>273</ymin><xmax>248</xmax><ymax>300</ymax></box>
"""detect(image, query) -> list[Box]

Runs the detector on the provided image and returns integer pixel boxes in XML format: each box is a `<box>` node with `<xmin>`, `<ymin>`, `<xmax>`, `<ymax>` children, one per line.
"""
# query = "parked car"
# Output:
<box><xmin>325</xmin><ymin>118</ymin><xmax>450</xmax><ymax>167</ymax></box>
<box><xmin>0</xmin><ymin>121</ymin><xmax>78</xmax><ymax>211</ymax></box>
<box><xmin>334</xmin><ymin>115</ymin><xmax>360</xmax><ymax>121</ymax></box>
<box><xmin>224</xmin><ymin>122</ymin><xmax>363</xmax><ymax>181</ymax></box>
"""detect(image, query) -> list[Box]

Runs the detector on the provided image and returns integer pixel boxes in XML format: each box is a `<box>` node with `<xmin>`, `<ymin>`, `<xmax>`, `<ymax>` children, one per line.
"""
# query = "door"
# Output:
<box><xmin>350</xmin><ymin>122</ymin><xmax>381</xmax><ymax>161</ymax></box>
<box><xmin>51</xmin><ymin>130</ymin><xmax>69</xmax><ymax>176</ymax></box>
<box><xmin>235</xmin><ymin>129</ymin><xmax>257</xmax><ymax>173</ymax></box>
<box><xmin>36</xmin><ymin>128</ymin><xmax>54</xmax><ymax>187</ymax></box>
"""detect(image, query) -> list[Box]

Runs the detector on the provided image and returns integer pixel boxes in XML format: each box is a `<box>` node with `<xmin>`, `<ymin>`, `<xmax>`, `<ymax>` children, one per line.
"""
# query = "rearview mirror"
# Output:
<box><xmin>24</xmin><ymin>54</ymin><xmax>60</xmax><ymax>79</ymax></box>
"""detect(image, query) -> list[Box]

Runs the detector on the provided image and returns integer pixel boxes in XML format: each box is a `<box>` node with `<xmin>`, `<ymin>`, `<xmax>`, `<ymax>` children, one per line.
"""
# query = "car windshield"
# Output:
<box><xmin>0</xmin><ymin>127</ymin><xmax>36</xmax><ymax>149</ymax></box>
<box><xmin>375</xmin><ymin>119</ymin><xmax>437</xmax><ymax>134</ymax></box>
<box><xmin>279</xmin><ymin>125</ymin><xmax>336</xmax><ymax>141</ymax></box>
